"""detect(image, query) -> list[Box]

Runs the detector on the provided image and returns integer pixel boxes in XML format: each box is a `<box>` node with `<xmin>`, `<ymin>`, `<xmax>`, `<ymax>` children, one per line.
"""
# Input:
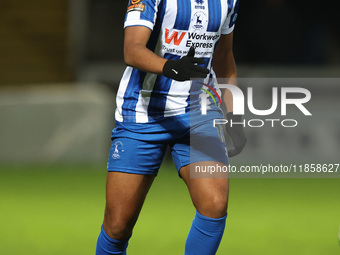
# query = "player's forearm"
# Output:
<box><xmin>124</xmin><ymin>44</ymin><xmax>167</xmax><ymax>75</ymax></box>
<box><xmin>213</xmin><ymin>51</ymin><xmax>237</xmax><ymax>112</ymax></box>
<box><xmin>213</xmin><ymin>49</ymin><xmax>237</xmax><ymax>79</ymax></box>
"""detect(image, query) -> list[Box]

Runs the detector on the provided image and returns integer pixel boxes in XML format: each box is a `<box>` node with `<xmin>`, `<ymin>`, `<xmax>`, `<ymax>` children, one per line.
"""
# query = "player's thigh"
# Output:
<box><xmin>180</xmin><ymin>161</ymin><xmax>229</xmax><ymax>218</ymax></box>
<box><xmin>170</xmin><ymin>109</ymin><xmax>229</xmax><ymax>175</ymax></box>
<box><xmin>105</xmin><ymin>137</ymin><xmax>165</xmax><ymax>221</ymax></box>
<box><xmin>104</xmin><ymin>171</ymin><xmax>155</xmax><ymax>231</ymax></box>
<box><xmin>104</xmin><ymin>137</ymin><xmax>166</xmax><ymax>238</ymax></box>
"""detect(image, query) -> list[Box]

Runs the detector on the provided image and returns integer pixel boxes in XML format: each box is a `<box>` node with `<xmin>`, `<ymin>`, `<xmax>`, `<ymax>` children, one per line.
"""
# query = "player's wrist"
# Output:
<box><xmin>162</xmin><ymin>59</ymin><xmax>181</xmax><ymax>80</ymax></box>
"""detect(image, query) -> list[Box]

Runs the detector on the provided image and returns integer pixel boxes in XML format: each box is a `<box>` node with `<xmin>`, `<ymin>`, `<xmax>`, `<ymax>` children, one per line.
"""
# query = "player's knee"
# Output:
<box><xmin>209</xmin><ymin>195</ymin><xmax>228</xmax><ymax>217</ymax></box>
<box><xmin>199</xmin><ymin>194</ymin><xmax>228</xmax><ymax>218</ymax></box>
<box><xmin>104</xmin><ymin>218</ymin><xmax>133</xmax><ymax>240</ymax></box>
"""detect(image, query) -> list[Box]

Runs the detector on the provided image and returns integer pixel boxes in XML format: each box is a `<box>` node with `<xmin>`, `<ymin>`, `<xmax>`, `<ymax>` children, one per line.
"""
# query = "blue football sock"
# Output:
<box><xmin>185</xmin><ymin>211</ymin><xmax>227</xmax><ymax>255</ymax></box>
<box><xmin>95</xmin><ymin>225</ymin><xmax>130</xmax><ymax>255</ymax></box>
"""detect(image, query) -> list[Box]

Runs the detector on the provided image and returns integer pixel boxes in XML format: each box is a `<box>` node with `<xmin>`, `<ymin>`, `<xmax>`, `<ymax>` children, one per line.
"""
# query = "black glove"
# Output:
<box><xmin>162</xmin><ymin>46</ymin><xmax>209</xmax><ymax>81</ymax></box>
<box><xmin>225</xmin><ymin>112</ymin><xmax>247</xmax><ymax>157</ymax></box>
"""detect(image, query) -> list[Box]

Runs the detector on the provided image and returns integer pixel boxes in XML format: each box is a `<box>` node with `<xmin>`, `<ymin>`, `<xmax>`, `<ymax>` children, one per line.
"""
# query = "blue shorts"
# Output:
<box><xmin>107</xmin><ymin>109</ymin><xmax>228</xmax><ymax>175</ymax></box>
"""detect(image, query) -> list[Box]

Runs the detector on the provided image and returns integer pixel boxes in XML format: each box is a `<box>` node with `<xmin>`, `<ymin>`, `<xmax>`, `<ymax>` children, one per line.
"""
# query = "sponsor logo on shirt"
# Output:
<box><xmin>127</xmin><ymin>0</ymin><xmax>145</xmax><ymax>13</ymax></box>
<box><xmin>195</xmin><ymin>0</ymin><xmax>205</xmax><ymax>9</ymax></box>
<box><xmin>165</xmin><ymin>29</ymin><xmax>186</xmax><ymax>46</ymax></box>
<box><xmin>195</xmin><ymin>0</ymin><xmax>205</xmax><ymax>10</ymax></box>
<box><xmin>186</xmin><ymin>32</ymin><xmax>220</xmax><ymax>49</ymax></box>
<box><xmin>164</xmin><ymin>28</ymin><xmax>220</xmax><ymax>51</ymax></box>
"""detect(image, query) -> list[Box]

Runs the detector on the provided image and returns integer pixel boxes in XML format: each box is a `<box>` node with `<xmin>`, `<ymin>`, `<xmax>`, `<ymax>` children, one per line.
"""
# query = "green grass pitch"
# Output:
<box><xmin>0</xmin><ymin>162</ymin><xmax>339</xmax><ymax>255</ymax></box>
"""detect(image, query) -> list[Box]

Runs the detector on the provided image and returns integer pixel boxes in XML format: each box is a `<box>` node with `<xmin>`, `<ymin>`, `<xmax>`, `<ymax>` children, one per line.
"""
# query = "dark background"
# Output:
<box><xmin>85</xmin><ymin>0</ymin><xmax>340</xmax><ymax>65</ymax></box>
<box><xmin>0</xmin><ymin>0</ymin><xmax>339</xmax><ymax>85</ymax></box>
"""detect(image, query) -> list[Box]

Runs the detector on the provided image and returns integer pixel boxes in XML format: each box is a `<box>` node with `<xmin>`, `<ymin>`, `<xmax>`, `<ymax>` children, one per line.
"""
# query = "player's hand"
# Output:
<box><xmin>225</xmin><ymin>112</ymin><xmax>247</xmax><ymax>157</ymax></box>
<box><xmin>162</xmin><ymin>46</ymin><xmax>209</xmax><ymax>81</ymax></box>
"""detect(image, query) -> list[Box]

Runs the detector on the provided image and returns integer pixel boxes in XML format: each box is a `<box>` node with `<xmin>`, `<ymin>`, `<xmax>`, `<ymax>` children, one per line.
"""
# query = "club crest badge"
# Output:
<box><xmin>112</xmin><ymin>141</ymin><xmax>124</xmax><ymax>160</ymax></box>
<box><xmin>192</xmin><ymin>12</ymin><xmax>207</xmax><ymax>30</ymax></box>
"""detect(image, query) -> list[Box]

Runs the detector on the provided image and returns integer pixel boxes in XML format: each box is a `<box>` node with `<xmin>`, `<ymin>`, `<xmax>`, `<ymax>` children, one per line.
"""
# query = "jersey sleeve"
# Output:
<box><xmin>221</xmin><ymin>0</ymin><xmax>240</xmax><ymax>35</ymax></box>
<box><xmin>124</xmin><ymin>0</ymin><xmax>159</xmax><ymax>31</ymax></box>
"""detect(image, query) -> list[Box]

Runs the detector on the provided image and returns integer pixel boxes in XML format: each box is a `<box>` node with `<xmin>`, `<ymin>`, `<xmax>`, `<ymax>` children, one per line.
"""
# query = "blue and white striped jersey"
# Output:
<box><xmin>116</xmin><ymin>0</ymin><xmax>239</xmax><ymax>123</ymax></box>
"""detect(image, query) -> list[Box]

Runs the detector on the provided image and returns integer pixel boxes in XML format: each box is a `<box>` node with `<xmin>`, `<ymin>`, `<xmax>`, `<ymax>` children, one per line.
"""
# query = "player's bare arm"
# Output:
<box><xmin>213</xmin><ymin>32</ymin><xmax>237</xmax><ymax>113</ymax></box>
<box><xmin>213</xmin><ymin>32</ymin><xmax>246</xmax><ymax>157</ymax></box>
<box><xmin>124</xmin><ymin>26</ymin><xmax>167</xmax><ymax>74</ymax></box>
